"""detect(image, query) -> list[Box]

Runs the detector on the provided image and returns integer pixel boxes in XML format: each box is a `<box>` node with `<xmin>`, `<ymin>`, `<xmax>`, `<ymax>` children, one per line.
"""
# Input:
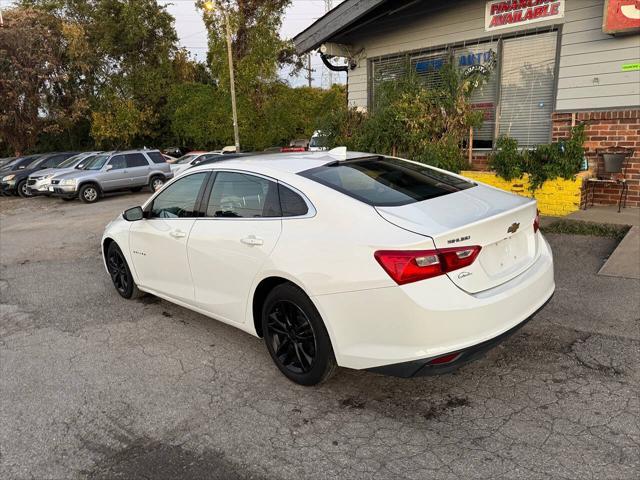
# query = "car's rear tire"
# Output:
<box><xmin>106</xmin><ymin>242</ymin><xmax>142</xmax><ymax>300</ymax></box>
<box><xmin>149</xmin><ymin>176</ymin><xmax>165</xmax><ymax>192</ymax></box>
<box><xmin>262</xmin><ymin>283</ymin><xmax>337</xmax><ymax>386</ymax></box>
<box><xmin>79</xmin><ymin>184</ymin><xmax>100</xmax><ymax>203</ymax></box>
<box><xmin>17</xmin><ymin>180</ymin><xmax>30</xmax><ymax>198</ymax></box>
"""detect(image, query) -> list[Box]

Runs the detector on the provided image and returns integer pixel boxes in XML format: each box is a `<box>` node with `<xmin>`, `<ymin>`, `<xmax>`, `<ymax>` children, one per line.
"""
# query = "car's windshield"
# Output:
<box><xmin>76</xmin><ymin>154</ymin><xmax>98</xmax><ymax>169</ymax></box>
<box><xmin>176</xmin><ymin>154</ymin><xmax>198</xmax><ymax>165</ymax></box>
<box><xmin>300</xmin><ymin>157</ymin><xmax>475</xmax><ymax>207</ymax></box>
<box><xmin>84</xmin><ymin>154</ymin><xmax>109</xmax><ymax>170</ymax></box>
<box><xmin>57</xmin><ymin>154</ymin><xmax>84</xmax><ymax>168</ymax></box>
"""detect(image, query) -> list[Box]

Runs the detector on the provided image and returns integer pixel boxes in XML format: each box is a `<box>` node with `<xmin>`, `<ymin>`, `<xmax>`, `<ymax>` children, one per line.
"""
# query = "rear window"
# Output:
<box><xmin>146</xmin><ymin>151</ymin><xmax>167</xmax><ymax>164</ymax></box>
<box><xmin>300</xmin><ymin>157</ymin><xmax>475</xmax><ymax>207</ymax></box>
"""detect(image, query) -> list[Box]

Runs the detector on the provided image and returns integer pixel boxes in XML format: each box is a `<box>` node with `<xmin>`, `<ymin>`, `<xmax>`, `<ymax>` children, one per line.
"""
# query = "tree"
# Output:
<box><xmin>18</xmin><ymin>0</ymin><xmax>187</xmax><ymax>148</ymax></box>
<box><xmin>0</xmin><ymin>8</ymin><xmax>83</xmax><ymax>155</ymax></box>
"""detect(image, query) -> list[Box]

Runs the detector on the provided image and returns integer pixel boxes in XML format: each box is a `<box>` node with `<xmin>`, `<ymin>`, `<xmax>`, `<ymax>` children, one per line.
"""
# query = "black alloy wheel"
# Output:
<box><xmin>262</xmin><ymin>284</ymin><xmax>336</xmax><ymax>385</ymax></box>
<box><xmin>106</xmin><ymin>242</ymin><xmax>140</xmax><ymax>299</ymax></box>
<box><xmin>267</xmin><ymin>300</ymin><xmax>317</xmax><ymax>374</ymax></box>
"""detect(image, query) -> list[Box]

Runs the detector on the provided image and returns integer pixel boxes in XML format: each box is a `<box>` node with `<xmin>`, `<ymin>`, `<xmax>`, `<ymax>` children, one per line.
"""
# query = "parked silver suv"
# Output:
<box><xmin>50</xmin><ymin>150</ymin><xmax>173</xmax><ymax>203</ymax></box>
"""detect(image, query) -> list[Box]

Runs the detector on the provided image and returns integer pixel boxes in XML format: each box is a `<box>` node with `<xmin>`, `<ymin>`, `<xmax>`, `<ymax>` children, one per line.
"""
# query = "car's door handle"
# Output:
<box><xmin>169</xmin><ymin>229</ymin><xmax>187</xmax><ymax>239</ymax></box>
<box><xmin>241</xmin><ymin>235</ymin><xmax>264</xmax><ymax>246</ymax></box>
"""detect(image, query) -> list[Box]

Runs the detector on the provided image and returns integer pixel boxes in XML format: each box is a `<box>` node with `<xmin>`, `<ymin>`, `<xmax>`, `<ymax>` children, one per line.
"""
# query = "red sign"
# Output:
<box><xmin>603</xmin><ymin>0</ymin><xmax>640</xmax><ymax>35</ymax></box>
<box><xmin>485</xmin><ymin>1</ymin><xmax>564</xmax><ymax>31</ymax></box>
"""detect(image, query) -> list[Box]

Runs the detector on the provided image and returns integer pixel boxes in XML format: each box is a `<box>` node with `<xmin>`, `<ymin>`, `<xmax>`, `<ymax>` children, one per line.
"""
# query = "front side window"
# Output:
<box><xmin>126</xmin><ymin>153</ymin><xmax>149</xmax><ymax>168</ymax></box>
<box><xmin>108</xmin><ymin>155</ymin><xmax>126</xmax><ymax>170</ymax></box>
<box><xmin>150</xmin><ymin>173</ymin><xmax>208</xmax><ymax>219</ymax></box>
<box><xmin>206</xmin><ymin>172</ymin><xmax>280</xmax><ymax>218</ymax></box>
<box><xmin>301</xmin><ymin>157</ymin><xmax>474</xmax><ymax>207</ymax></box>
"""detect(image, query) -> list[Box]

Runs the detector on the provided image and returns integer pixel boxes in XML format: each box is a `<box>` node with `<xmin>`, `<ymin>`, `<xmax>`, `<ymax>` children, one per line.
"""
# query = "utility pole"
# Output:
<box><xmin>204</xmin><ymin>1</ymin><xmax>240</xmax><ymax>153</ymax></box>
<box><xmin>304</xmin><ymin>54</ymin><xmax>314</xmax><ymax>87</ymax></box>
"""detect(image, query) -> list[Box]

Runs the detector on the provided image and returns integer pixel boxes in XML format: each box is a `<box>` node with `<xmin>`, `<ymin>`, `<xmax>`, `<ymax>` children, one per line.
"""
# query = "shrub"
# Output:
<box><xmin>489</xmin><ymin>124</ymin><xmax>586</xmax><ymax>191</ymax></box>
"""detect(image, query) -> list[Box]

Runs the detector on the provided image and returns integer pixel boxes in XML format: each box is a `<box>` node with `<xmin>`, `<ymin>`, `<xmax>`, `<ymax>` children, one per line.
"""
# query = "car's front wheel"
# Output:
<box><xmin>17</xmin><ymin>180</ymin><xmax>30</xmax><ymax>198</ymax></box>
<box><xmin>262</xmin><ymin>283</ymin><xmax>337</xmax><ymax>386</ymax></box>
<box><xmin>106</xmin><ymin>242</ymin><xmax>141</xmax><ymax>299</ymax></box>
<box><xmin>79</xmin><ymin>184</ymin><xmax>100</xmax><ymax>203</ymax></box>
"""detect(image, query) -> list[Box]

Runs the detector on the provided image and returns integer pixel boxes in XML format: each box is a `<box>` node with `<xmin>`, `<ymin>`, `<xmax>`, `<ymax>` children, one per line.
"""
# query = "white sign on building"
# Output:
<box><xmin>485</xmin><ymin>0</ymin><xmax>565</xmax><ymax>31</ymax></box>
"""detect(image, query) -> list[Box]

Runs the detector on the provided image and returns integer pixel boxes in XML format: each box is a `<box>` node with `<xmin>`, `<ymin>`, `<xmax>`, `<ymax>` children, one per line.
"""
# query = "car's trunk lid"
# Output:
<box><xmin>376</xmin><ymin>185</ymin><xmax>538</xmax><ymax>293</ymax></box>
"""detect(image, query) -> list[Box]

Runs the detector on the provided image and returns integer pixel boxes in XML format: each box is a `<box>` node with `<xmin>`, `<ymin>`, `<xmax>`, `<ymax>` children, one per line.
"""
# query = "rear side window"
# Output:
<box><xmin>300</xmin><ymin>157</ymin><xmax>474</xmax><ymax>207</ymax></box>
<box><xmin>278</xmin><ymin>184</ymin><xmax>308</xmax><ymax>217</ymax></box>
<box><xmin>126</xmin><ymin>153</ymin><xmax>149</xmax><ymax>168</ymax></box>
<box><xmin>206</xmin><ymin>172</ymin><xmax>280</xmax><ymax>218</ymax></box>
<box><xmin>146</xmin><ymin>151</ymin><xmax>167</xmax><ymax>164</ymax></box>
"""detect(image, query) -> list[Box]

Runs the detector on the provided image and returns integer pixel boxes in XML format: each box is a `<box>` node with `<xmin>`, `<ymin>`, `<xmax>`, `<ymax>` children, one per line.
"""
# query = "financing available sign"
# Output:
<box><xmin>485</xmin><ymin>0</ymin><xmax>565</xmax><ymax>31</ymax></box>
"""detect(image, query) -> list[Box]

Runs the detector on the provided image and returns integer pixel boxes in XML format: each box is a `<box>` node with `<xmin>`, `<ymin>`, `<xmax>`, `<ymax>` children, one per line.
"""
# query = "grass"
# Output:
<box><xmin>541</xmin><ymin>220</ymin><xmax>631</xmax><ymax>241</ymax></box>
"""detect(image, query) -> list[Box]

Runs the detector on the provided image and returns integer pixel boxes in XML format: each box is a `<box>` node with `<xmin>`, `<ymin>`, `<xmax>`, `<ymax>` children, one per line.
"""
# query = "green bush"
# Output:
<box><xmin>489</xmin><ymin>124</ymin><xmax>586</xmax><ymax>191</ymax></box>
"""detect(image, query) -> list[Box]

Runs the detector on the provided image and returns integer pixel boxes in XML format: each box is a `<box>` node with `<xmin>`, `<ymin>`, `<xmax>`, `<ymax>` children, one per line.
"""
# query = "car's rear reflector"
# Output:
<box><xmin>428</xmin><ymin>352</ymin><xmax>461</xmax><ymax>365</ymax></box>
<box><xmin>533</xmin><ymin>209</ymin><xmax>540</xmax><ymax>233</ymax></box>
<box><xmin>374</xmin><ymin>246</ymin><xmax>481</xmax><ymax>285</ymax></box>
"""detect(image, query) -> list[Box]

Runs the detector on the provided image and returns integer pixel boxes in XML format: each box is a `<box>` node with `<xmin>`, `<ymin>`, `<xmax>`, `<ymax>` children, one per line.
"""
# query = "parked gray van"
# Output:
<box><xmin>50</xmin><ymin>150</ymin><xmax>173</xmax><ymax>203</ymax></box>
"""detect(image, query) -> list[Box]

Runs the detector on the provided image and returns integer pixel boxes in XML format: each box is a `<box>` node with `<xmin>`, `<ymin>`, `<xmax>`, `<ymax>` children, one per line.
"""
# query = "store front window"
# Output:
<box><xmin>370</xmin><ymin>31</ymin><xmax>558</xmax><ymax>148</ymax></box>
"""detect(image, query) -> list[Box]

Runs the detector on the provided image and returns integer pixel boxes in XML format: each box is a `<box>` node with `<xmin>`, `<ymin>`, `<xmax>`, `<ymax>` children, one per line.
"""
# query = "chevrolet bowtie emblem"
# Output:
<box><xmin>507</xmin><ymin>222</ymin><xmax>520</xmax><ymax>234</ymax></box>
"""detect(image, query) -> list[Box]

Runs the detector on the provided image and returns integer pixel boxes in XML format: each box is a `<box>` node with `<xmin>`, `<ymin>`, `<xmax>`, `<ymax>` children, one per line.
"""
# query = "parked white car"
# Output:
<box><xmin>170</xmin><ymin>151</ymin><xmax>223</xmax><ymax>176</ymax></box>
<box><xmin>102</xmin><ymin>150</ymin><xmax>555</xmax><ymax>385</ymax></box>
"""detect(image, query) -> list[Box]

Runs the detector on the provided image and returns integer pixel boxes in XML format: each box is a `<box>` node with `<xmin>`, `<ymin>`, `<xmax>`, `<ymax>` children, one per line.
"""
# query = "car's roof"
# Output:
<box><xmin>100</xmin><ymin>149</ymin><xmax>160</xmax><ymax>155</ymax></box>
<box><xmin>190</xmin><ymin>150</ymin><xmax>373</xmax><ymax>175</ymax></box>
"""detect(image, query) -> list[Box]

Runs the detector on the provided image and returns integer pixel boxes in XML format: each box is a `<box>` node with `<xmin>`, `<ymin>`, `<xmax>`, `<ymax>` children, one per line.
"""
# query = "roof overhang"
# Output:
<box><xmin>293</xmin><ymin>0</ymin><xmax>388</xmax><ymax>54</ymax></box>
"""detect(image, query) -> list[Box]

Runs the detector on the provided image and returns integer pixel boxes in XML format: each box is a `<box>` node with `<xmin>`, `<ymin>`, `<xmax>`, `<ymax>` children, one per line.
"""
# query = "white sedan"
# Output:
<box><xmin>102</xmin><ymin>149</ymin><xmax>555</xmax><ymax>385</ymax></box>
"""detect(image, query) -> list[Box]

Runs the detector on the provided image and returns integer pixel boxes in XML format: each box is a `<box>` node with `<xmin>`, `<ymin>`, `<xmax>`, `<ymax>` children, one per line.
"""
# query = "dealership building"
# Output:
<box><xmin>294</xmin><ymin>0</ymin><xmax>640</xmax><ymax>208</ymax></box>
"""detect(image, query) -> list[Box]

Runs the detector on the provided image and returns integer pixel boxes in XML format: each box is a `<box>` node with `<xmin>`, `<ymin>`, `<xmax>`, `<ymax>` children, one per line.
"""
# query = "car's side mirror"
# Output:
<box><xmin>105</xmin><ymin>164</ymin><xmax>113</xmax><ymax>171</ymax></box>
<box><xmin>77</xmin><ymin>164</ymin><xmax>84</xmax><ymax>169</ymax></box>
<box><xmin>123</xmin><ymin>206</ymin><xmax>144</xmax><ymax>222</ymax></box>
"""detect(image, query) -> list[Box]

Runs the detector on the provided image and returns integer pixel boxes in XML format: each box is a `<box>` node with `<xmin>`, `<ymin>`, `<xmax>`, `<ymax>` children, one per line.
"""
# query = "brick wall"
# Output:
<box><xmin>461</xmin><ymin>171</ymin><xmax>588</xmax><ymax>217</ymax></box>
<box><xmin>552</xmin><ymin>110</ymin><xmax>640</xmax><ymax>208</ymax></box>
<box><xmin>469</xmin><ymin>151</ymin><xmax>490</xmax><ymax>171</ymax></box>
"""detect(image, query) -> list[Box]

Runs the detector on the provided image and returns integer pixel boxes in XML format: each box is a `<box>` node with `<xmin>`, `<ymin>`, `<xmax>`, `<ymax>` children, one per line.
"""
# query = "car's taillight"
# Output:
<box><xmin>533</xmin><ymin>209</ymin><xmax>540</xmax><ymax>233</ymax></box>
<box><xmin>374</xmin><ymin>246</ymin><xmax>482</xmax><ymax>285</ymax></box>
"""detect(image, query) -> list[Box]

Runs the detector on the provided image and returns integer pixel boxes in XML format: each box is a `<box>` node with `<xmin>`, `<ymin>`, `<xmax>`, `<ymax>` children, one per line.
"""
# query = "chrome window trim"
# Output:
<box><xmin>197</xmin><ymin>168</ymin><xmax>317</xmax><ymax>221</ymax></box>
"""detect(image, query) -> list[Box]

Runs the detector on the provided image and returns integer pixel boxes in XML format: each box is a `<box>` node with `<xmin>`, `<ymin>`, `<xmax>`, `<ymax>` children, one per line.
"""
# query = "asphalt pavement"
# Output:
<box><xmin>1</xmin><ymin>193</ymin><xmax>639</xmax><ymax>480</ymax></box>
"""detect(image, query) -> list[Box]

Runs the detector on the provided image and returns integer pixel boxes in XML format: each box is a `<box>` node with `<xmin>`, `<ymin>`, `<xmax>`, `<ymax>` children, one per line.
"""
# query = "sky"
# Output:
<box><xmin>157</xmin><ymin>0</ymin><xmax>346</xmax><ymax>87</ymax></box>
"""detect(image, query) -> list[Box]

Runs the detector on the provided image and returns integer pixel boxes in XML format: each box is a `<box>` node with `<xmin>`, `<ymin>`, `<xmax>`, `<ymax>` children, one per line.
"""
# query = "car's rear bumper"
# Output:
<box><xmin>312</xmin><ymin>233</ymin><xmax>555</xmax><ymax>371</ymax></box>
<box><xmin>366</xmin><ymin>294</ymin><xmax>553</xmax><ymax>377</ymax></box>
